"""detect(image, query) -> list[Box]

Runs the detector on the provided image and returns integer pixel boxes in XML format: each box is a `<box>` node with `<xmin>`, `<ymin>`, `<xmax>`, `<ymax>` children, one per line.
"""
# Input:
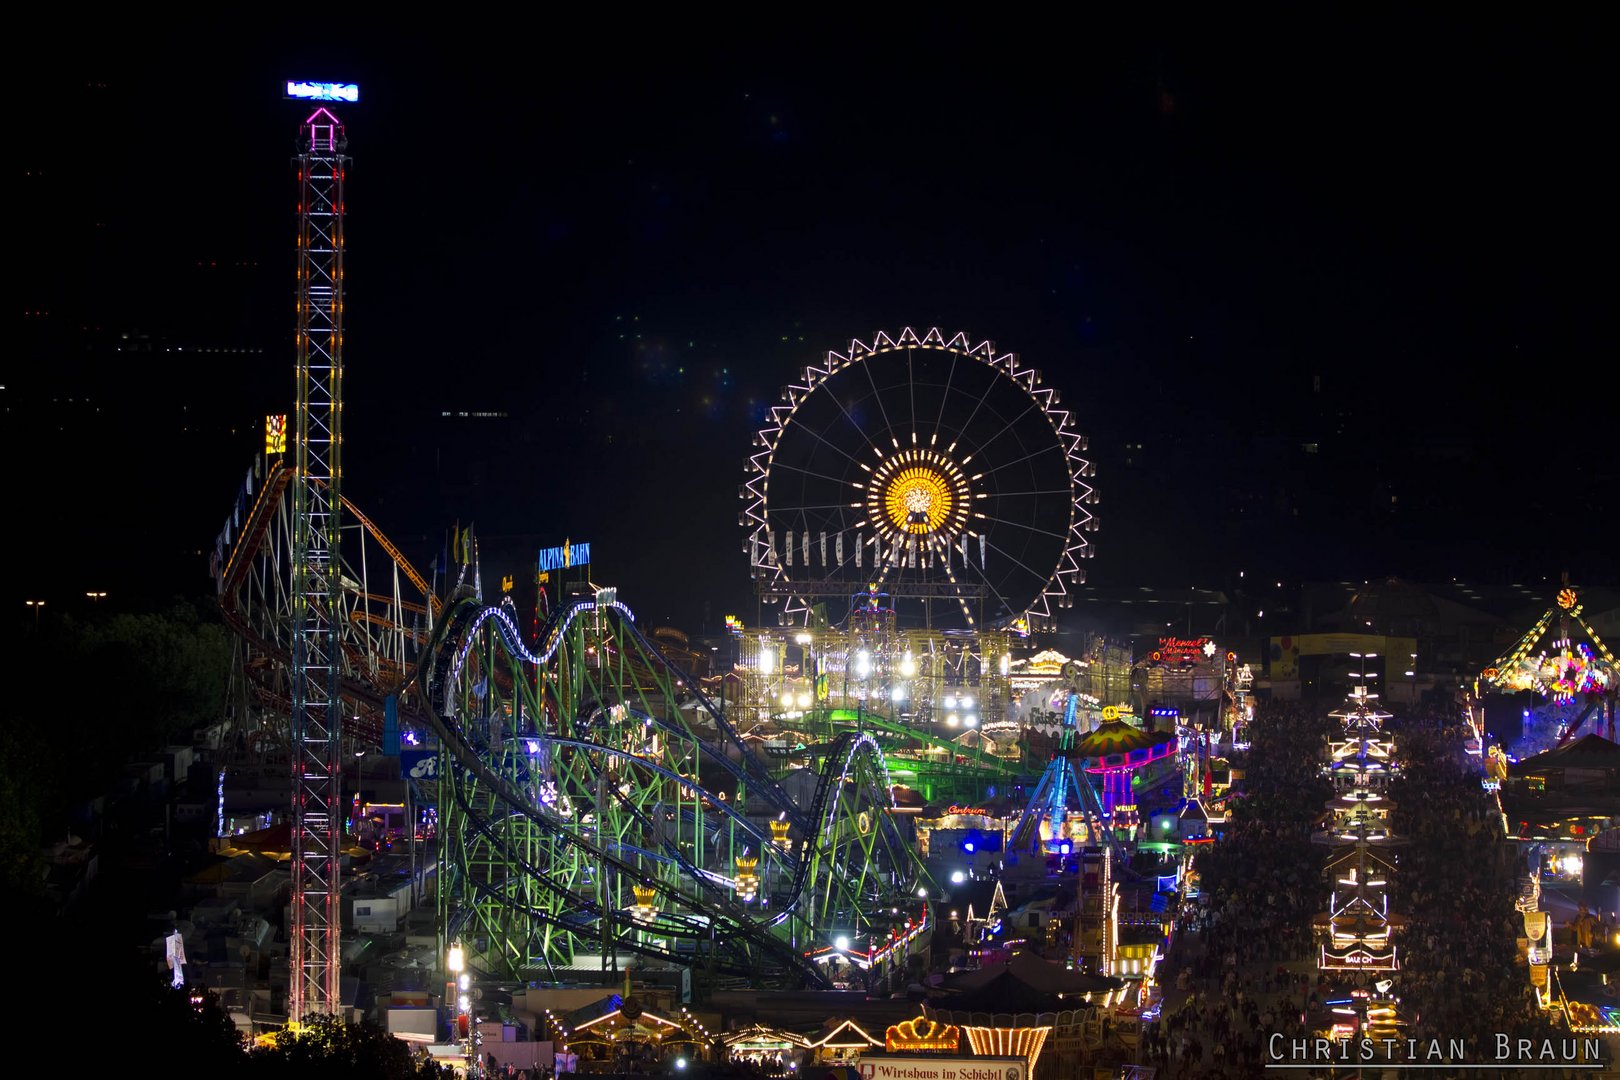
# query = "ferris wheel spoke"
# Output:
<box><xmin>783</xmin><ymin>503</ymin><xmax>868</xmax><ymax>515</ymax></box>
<box><xmin>908</xmin><ymin>349</ymin><xmax>918</xmax><ymax>439</ymax></box>
<box><xmin>984</xmin><ymin>516</ymin><xmax>1074</xmax><ymax>543</ymax></box>
<box><xmin>781</xmin><ymin>405</ymin><xmax>886</xmax><ymax>477</ymax></box>
<box><xmin>984</xmin><ymin>488</ymin><xmax>1077</xmax><ymax>498</ymax></box>
<box><xmin>927</xmin><ymin>537</ymin><xmax>978</xmax><ymax>624</ymax></box>
<box><xmin>931</xmin><ymin>352</ymin><xmax>960</xmax><ymax>436</ymax></box>
<box><xmin>809</xmin><ymin>372</ymin><xmax>890</xmax><ymax>463</ymax></box>
<box><xmin>961</xmin><ymin>555</ymin><xmax>1022</xmax><ymax>621</ymax></box>
<box><xmin>969</xmin><ymin>441</ymin><xmax>1067</xmax><ymax>478</ymax></box>
<box><xmin>943</xmin><ymin>358</ymin><xmax>1006</xmax><ymax>451</ymax></box>
<box><xmin>767</xmin><ymin>459</ymin><xmax>868</xmax><ymax>491</ymax></box>
<box><xmin>976</xmin><ymin>533</ymin><xmax>1055</xmax><ymax>606</ymax></box>
<box><xmin>969</xmin><ymin>399</ymin><xmax>1046</xmax><ymax>458</ymax></box>
<box><xmin>861</xmin><ymin>348</ymin><xmax>900</xmax><ymax>445</ymax></box>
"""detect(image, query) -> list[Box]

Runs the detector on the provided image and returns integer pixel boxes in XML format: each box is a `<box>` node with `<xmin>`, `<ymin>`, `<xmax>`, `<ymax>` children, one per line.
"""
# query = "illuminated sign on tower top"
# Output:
<box><xmin>285</xmin><ymin>81</ymin><xmax>360</xmax><ymax>103</ymax></box>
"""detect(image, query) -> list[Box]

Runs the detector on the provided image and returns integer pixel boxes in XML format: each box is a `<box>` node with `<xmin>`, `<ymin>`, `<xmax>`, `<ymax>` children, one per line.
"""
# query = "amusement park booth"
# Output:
<box><xmin>564</xmin><ymin>995</ymin><xmax>710</xmax><ymax>1074</ymax></box>
<box><xmin>922</xmin><ymin>952</ymin><xmax>1129</xmax><ymax>1080</ymax></box>
<box><xmin>807</xmin><ymin>1018</ymin><xmax>884</xmax><ymax>1065</ymax></box>
<box><xmin>720</xmin><ymin>1024</ymin><xmax>812</xmax><ymax>1070</ymax></box>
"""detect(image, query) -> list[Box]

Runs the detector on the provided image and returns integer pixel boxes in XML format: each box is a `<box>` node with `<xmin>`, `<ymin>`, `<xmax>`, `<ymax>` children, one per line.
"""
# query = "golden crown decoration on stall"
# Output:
<box><xmin>734</xmin><ymin>855</ymin><xmax>760</xmax><ymax>902</ymax></box>
<box><xmin>631</xmin><ymin>884</ymin><xmax>659</xmax><ymax>924</ymax></box>
<box><xmin>885</xmin><ymin>1016</ymin><xmax>961</xmax><ymax>1053</ymax></box>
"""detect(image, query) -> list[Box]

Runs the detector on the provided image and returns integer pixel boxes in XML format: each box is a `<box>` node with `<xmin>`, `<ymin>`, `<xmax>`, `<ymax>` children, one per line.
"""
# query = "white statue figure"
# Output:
<box><xmin>165</xmin><ymin>929</ymin><xmax>187</xmax><ymax>989</ymax></box>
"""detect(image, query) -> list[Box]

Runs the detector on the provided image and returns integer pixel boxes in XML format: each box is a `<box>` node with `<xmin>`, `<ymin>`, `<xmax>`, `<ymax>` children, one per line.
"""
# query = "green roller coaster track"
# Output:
<box><xmin>420</xmin><ymin>594</ymin><xmax>936</xmax><ymax>990</ymax></box>
<box><xmin>772</xmin><ymin>707</ymin><xmax>1027</xmax><ymax>804</ymax></box>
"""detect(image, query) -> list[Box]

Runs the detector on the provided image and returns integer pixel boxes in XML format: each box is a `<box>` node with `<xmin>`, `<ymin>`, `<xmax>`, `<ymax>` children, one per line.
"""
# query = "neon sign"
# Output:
<box><xmin>945</xmin><ymin>805</ymin><xmax>989</xmax><ymax>817</ymax></box>
<box><xmin>1156</xmin><ymin>636</ymin><xmax>1211</xmax><ymax>664</ymax></box>
<box><xmin>265</xmin><ymin>414</ymin><xmax>287</xmax><ymax>454</ymax></box>
<box><xmin>285</xmin><ymin>81</ymin><xmax>359</xmax><ymax>103</ymax></box>
<box><xmin>538</xmin><ymin>539</ymin><xmax>590</xmax><ymax>572</ymax></box>
<box><xmin>885</xmin><ymin>1017</ymin><xmax>960</xmax><ymax>1053</ymax></box>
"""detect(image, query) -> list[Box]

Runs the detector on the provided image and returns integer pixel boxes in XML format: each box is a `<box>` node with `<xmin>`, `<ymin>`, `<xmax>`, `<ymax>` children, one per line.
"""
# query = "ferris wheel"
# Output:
<box><xmin>742</xmin><ymin>327</ymin><xmax>1097</xmax><ymax>630</ymax></box>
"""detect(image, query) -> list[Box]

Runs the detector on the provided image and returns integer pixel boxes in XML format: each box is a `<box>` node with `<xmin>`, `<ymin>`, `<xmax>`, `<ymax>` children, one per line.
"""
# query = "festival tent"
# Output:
<box><xmin>1507</xmin><ymin>734</ymin><xmax>1620</xmax><ymax>784</ymax></box>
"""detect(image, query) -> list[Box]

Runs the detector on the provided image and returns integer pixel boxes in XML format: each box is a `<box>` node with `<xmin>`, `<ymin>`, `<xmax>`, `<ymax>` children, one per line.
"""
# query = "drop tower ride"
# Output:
<box><xmin>287</xmin><ymin>99</ymin><xmax>349</xmax><ymax>1022</ymax></box>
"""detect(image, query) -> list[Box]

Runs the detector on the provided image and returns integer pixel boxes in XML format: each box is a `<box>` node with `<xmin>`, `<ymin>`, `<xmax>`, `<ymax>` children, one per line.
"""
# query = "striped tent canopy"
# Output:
<box><xmin>1068</xmin><ymin>719</ymin><xmax>1176</xmax><ymax>765</ymax></box>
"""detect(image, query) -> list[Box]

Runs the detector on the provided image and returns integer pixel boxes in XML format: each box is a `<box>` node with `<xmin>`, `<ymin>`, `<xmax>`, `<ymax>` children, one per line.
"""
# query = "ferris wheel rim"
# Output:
<box><xmin>741</xmin><ymin>327</ymin><xmax>1097</xmax><ymax>629</ymax></box>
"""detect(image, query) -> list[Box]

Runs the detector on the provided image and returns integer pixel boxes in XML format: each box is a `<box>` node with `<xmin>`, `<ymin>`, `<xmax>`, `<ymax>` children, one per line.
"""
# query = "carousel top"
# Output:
<box><xmin>1068</xmin><ymin>718</ymin><xmax>1176</xmax><ymax>764</ymax></box>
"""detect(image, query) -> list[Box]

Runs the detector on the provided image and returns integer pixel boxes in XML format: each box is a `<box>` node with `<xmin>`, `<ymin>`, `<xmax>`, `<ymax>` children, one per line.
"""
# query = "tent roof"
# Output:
<box><xmin>1510</xmin><ymin>734</ymin><xmax>1620</xmax><ymax>775</ymax></box>
<box><xmin>939</xmin><ymin>951</ymin><xmax>1123</xmax><ymax>1003</ymax></box>
<box><xmin>1069</xmin><ymin>719</ymin><xmax>1175</xmax><ymax>759</ymax></box>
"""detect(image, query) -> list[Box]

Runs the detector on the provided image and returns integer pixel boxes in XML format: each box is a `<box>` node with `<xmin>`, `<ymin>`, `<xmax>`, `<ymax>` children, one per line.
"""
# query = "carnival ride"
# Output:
<box><xmin>423</xmin><ymin>588</ymin><xmax>934</xmax><ymax>987</ymax></box>
<box><xmin>1476</xmin><ymin>584</ymin><xmax>1617</xmax><ymax>747</ymax></box>
<box><xmin>742</xmin><ymin>328</ymin><xmax>1097</xmax><ymax>632</ymax></box>
<box><xmin>213</xmin><ymin>101</ymin><xmax>937</xmax><ymax>1002</ymax></box>
<box><xmin>216</xmin><ymin>494</ymin><xmax>936</xmax><ymax>988</ymax></box>
<box><xmin>730</xmin><ymin>329</ymin><xmax>1107</xmax><ymax>806</ymax></box>
<box><xmin>212</xmin><ymin>456</ymin><xmax>439</xmax><ymax>756</ymax></box>
<box><xmin>1008</xmin><ymin>679</ymin><xmax>1176</xmax><ymax>866</ymax></box>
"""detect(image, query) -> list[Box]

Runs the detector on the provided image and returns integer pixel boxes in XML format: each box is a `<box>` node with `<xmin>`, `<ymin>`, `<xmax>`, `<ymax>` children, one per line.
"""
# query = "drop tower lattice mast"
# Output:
<box><xmin>288</xmin><ymin>105</ymin><xmax>348</xmax><ymax>1021</ymax></box>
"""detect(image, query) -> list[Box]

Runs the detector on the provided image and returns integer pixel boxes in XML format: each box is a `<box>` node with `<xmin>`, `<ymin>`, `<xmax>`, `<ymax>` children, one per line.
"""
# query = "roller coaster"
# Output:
<box><xmin>213</xmin><ymin>456</ymin><xmax>437</xmax><ymax>754</ymax></box>
<box><xmin>214</xmin><ymin>459</ymin><xmax>933</xmax><ymax>990</ymax></box>
<box><xmin>220</xmin><ymin>95</ymin><xmax>958</xmax><ymax>1010</ymax></box>
<box><xmin>425</xmin><ymin>589</ymin><xmax>933</xmax><ymax>987</ymax></box>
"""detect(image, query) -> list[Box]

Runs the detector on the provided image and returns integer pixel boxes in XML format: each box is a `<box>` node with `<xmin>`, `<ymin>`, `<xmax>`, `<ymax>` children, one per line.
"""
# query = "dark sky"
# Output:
<box><xmin>14</xmin><ymin>18</ymin><xmax>1614</xmax><ymax>630</ymax></box>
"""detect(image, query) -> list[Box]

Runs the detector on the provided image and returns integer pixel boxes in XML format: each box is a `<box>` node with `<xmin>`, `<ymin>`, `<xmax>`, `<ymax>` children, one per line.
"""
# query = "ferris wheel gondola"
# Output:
<box><xmin>742</xmin><ymin>328</ymin><xmax>1097</xmax><ymax>630</ymax></box>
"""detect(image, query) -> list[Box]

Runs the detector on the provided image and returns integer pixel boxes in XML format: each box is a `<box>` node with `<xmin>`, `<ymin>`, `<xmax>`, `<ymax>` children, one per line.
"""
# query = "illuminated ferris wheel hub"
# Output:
<box><xmin>871</xmin><ymin>449</ymin><xmax>969</xmax><ymax>537</ymax></box>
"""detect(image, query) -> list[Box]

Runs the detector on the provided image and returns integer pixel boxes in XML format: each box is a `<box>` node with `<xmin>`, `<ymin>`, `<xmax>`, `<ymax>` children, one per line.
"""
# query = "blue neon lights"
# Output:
<box><xmin>286</xmin><ymin>81</ymin><xmax>360</xmax><ymax>103</ymax></box>
<box><xmin>538</xmin><ymin>540</ymin><xmax>590</xmax><ymax>572</ymax></box>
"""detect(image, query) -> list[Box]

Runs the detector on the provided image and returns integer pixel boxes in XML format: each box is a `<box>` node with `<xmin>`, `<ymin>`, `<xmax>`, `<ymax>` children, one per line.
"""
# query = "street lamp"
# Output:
<box><xmin>448</xmin><ymin>941</ymin><xmax>475</xmax><ymax>1077</ymax></box>
<box><xmin>85</xmin><ymin>591</ymin><xmax>107</xmax><ymax>603</ymax></box>
<box><xmin>25</xmin><ymin>599</ymin><xmax>44</xmax><ymax>627</ymax></box>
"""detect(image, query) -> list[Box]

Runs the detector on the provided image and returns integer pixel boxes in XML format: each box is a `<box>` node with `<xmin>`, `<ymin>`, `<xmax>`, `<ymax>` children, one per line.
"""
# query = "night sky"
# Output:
<box><xmin>14</xmin><ymin>19</ymin><xmax>1614</xmax><ymax>631</ymax></box>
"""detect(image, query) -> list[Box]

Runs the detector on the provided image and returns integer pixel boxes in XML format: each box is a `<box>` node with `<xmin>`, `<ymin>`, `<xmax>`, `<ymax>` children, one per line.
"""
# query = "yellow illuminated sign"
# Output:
<box><xmin>885</xmin><ymin>1016</ymin><xmax>960</xmax><ymax>1053</ymax></box>
<box><xmin>265</xmin><ymin>414</ymin><xmax>287</xmax><ymax>454</ymax></box>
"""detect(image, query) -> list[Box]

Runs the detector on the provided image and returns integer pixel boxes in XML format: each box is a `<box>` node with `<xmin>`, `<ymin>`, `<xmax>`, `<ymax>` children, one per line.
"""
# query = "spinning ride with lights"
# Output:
<box><xmin>743</xmin><ymin>328</ymin><xmax>1097</xmax><ymax>631</ymax></box>
<box><xmin>1477</xmin><ymin>584</ymin><xmax>1617</xmax><ymax>744</ymax></box>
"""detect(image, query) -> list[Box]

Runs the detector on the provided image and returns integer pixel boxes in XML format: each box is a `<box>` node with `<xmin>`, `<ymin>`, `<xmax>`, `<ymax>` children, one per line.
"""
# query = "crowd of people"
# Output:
<box><xmin>1141</xmin><ymin>699</ymin><xmax>1337</xmax><ymax>1078</ymax></box>
<box><xmin>1138</xmin><ymin>695</ymin><xmax>1598</xmax><ymax>1078</ymax></box>
<box><xmin>1386</xmin><ymin>708</ymin><xmax>1571</xmax><ymax>1062</ymax></box>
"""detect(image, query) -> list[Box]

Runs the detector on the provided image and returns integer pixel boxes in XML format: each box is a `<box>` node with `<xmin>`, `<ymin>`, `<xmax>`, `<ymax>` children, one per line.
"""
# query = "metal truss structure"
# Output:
<box><xmin>285</xmin><ymin>105</ymin><xmax>351</xmax><ymax>1021</ymax></box>
<box><xmin>742</xmin><ymin>328</ymin><xmax>1097</xmax><ymax>631</ymax></box>
<box><xmin>212</xmin><ymin>455</ymin><xmax>438</xmax><ymax>754</ymax></box>
<box><xmin>425</xmin><ymin>592</ymin><xmax>934</xmax><ymax>989</ymax></box>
